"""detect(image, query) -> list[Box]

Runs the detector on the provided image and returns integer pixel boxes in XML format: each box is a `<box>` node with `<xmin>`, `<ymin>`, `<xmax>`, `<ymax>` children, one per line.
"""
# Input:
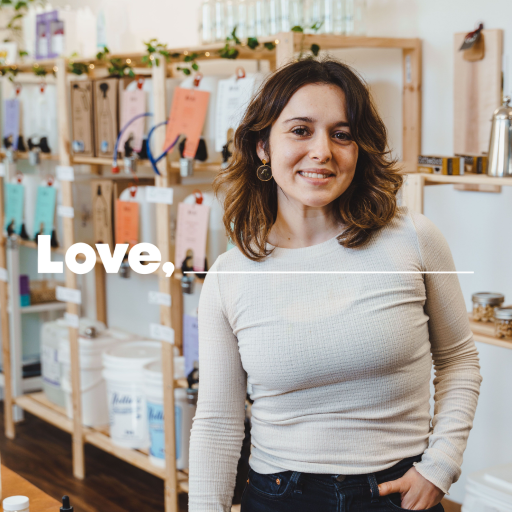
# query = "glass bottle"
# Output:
<box><xmin>214</xmin><ymin>0</ymin><xmax>225</xmax><ymax>41</ymax></box>
<box><xmin>225</xmin><ymin>0</ymin><xmax>238</xmax><ymax>39</ymax></box>
<box><xmin>333</xmin><ymin>0</ymin><xmax>345</xmax><ymax>34</ymax></box>
<box><xmin>304</xmin><ymin>0</ymin><xmax>323</xmax><ymax>33</ymax></box>
<box><xmin>199</xmin><ymin>0</ymin><xmax>214</xmax><ymax>44</ymax></box>
<box><xmin>353</xmin><ymin>0</ymin><xmax>367</xmax><ymax>35</ymax></box>
<box><xmin>247</xmin><ymin>0</ymin><xmax>256</xmax><ymax>36</ymax></box>
<box><xmin>267</xmin><ymin>0</ymin><xmax>280</xmax><ymax>36</ymax></box>
<box><xmin>237</xmin><ymin>0</ymin><xmax>249</xmax><ymax>39</ymax></box>
<box><xmin>323</xmin><ymin>0</ymin><xmax>334</xmax><ymax>33</ymax></box>
<box><xmin>345</xmin><ymin>0</ymin><xmax>366</xmax><ymax>35</ymax></box>
<box><xmin>254</xmin><ymin>0</ymin><xmax>268</xmax><ymax>36</ymax></box>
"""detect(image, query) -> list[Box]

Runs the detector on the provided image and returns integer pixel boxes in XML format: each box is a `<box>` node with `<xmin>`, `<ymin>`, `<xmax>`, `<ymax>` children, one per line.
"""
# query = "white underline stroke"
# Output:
<box><xmin>184</xmin><ymin>271</ymin><xmax>474</xmax><ymax>274</ymax></box>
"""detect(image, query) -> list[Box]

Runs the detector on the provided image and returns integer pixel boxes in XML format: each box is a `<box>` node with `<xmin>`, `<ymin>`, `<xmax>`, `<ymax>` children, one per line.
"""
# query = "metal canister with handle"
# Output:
<box><xmin>488</xmin><ymin>96</ymin><xmax>512</xmax><ymax>177</ymax></box>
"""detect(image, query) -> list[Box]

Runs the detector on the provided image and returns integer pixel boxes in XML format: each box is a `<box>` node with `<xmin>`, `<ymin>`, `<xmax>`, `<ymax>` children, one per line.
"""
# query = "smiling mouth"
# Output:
<box><xmin>298</xmin><ymin>171</ymin><xmax>335</xmax><ymax>179</ymax></box>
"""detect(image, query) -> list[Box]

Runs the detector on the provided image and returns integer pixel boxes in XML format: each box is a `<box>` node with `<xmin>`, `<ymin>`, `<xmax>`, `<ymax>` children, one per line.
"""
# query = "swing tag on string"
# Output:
<box><xmin>14</xmin><ymin>82</ymin><xmax>21</xmax><ymax>97</ymax></box>
<box><xmin>236</xmin><ymin>67</ymin><xmax>246</xmax><ymax>81</ymax></box>
<box><xmin>129</xmin><ymin>174</ymin><xmax>139</xmax><ymax>198</ymax></box>
<box><xmin>15</xmin><ymin>171</ymin><xmax>23</xmax><ymax>184</ymax></box>
<box><xmin>136</xmin><ymin>76</ymin><xmax>145</xmax><ymax>90</ymax></box>
<box><xmin>46</xmin><ymin>175</ymin><xmax>54</xmax><ymax>186</ymax></box>
<box><xmin>193</xmin><ymin>72</ymin><xmax>203</xmax><ymax>88</ymax></box>
<box><xmin>39</xmin><ymin>81</ymin><xmax>46</xmax><ymax>94</ymax></box>
<box><xmin>193</xmin><ymin>189</ymin><xmax>203</xmax><ymax>204</ymax></box>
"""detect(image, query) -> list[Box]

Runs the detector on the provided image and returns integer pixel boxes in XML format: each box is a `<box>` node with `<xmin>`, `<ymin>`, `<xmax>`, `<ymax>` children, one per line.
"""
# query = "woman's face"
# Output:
<box><xmin>257</xmin><ymin>83</ymin><xmax>358</xmax><ymax>211</ymax></box>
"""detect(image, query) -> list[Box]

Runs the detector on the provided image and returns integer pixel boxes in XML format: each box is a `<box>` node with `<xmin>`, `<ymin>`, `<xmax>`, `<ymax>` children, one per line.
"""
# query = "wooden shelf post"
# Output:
<box><xmin>0</xmin><ymin>174</ymin><xmax>14</xmax><ymax>439</ymax></box>
<box><xmin>152</xmin><ymin>61</ymin><xmax>179</xmax><ymax>512</ymax></box>
<box><xmin>56</xmin><ymin>57</ymin><xmax>85</xmax><ymax>480</ymax></box>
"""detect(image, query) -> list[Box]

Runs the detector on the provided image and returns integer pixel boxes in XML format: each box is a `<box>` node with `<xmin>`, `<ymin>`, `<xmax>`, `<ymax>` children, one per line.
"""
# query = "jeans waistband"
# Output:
<box><xmin>300</xmin><ymin>453</ymin><xmax>423</xmax><ymax>486</ymax></box>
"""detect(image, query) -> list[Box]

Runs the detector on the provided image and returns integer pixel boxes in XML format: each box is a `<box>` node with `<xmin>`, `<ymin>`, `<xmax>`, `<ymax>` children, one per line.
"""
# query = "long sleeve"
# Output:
<box><xmin>188</xmin><ymin>259</ymin><xmax>248</xmax><ymax>512</ymax></box>
<box><xmin>410</xmin><ymin>212</ymin><xmax>483</xmax><ymax>495</ymax></box>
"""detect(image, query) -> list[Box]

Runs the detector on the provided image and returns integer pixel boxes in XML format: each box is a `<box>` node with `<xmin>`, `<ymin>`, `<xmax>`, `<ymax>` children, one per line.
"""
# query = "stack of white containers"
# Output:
<box><xmin>58</xmin><ymin>325</ymin><xmax>138</xmax><ymax>427</ymax></box>
<box><xmin>41</xmin><ymin>317</ymin><xmax>107</xmax><ymax>409</ymax></box>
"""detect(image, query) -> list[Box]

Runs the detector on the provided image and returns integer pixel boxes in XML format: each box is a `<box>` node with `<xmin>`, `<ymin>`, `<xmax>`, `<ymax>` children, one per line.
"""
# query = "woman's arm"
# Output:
<box><xmin>188</xmin><ymin>265</ymin><xmax>248</xmax><ymax>512</ymax></box>
<box><xmin>410</xmin><ymin>211</ymin><xmax>483</xmax><ymax>496</ymax></box>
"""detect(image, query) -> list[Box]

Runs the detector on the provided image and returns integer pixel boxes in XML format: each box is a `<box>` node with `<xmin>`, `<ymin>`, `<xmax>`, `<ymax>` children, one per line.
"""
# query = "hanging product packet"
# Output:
<box><xmin>33</xmin><ymin>184</ymin><xmax>57</xmax><ymax>236</ymax></box>
<box><xmin>119</xmin><ymin>85</ymin><xmax>146</xmax><ymax>153</ymax></box>
<box><xmin>163</xmin><ymin>86</ymin><xmax>210</xmax><ymax>159</ymax></box>
<box><xmin>4</xmin><ymin>182</ymin><xmax>24</xmax><ymax>235</ymax></box>
<box><xmin>215</xmin><ymin>71</ymin><xmax>268</xmax><ymax>152</ymax></box>
<box><xmin>174</xmin><ymin>201</ymin><xmax>210</xmax><ymax>272</ymax></box>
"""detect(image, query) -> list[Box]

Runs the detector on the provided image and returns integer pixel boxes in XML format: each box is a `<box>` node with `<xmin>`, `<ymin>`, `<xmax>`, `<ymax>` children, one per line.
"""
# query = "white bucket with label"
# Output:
<box><xmin>59</xmin><ymin>327</ymin><xmax>135</xmax><ymax>427</ymax></box>
<box><xmin>143</xmin><ymin>359</ymin><xmax>196</xmax><ymax>469</ymax></box>
<box><xmin>102</xmin><ymin>341</ymin><xmax>161</xmax><ymax>449</ymax></box>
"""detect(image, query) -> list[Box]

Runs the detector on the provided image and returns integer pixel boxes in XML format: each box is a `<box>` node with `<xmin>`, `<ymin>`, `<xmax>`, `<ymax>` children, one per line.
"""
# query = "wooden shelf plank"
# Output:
<box><xmin>418</xmin><ymin>172</ymin><xmax>512</xmax><ymax>186</ymax></box>
<box><xmin>14</xmin><ymin>392</ymin><xmax>73</xmax><ymax>434</ymax></box>
<box><xmin>20</xmin><ymin>302</ymin><xmax>67</xmax><ymax>314</ymax></box>
<box><xmin>0</xmin><ymin>34</ymin><xmax>422</xmax><ymax>74</ymax></box>
<box><xmin>73</xmin><ymin>155</ymin><xmax>222</xmax><ymax>173</ymax></box>
<box><xmin>469</xmin><ymin>315</ymin><xmax>512</xmax><ymax>350</ymax></box>
<box><xmin>84</xmin><ymin>429</ymin><xmax>168</xmax><ymax>480</ymax></box>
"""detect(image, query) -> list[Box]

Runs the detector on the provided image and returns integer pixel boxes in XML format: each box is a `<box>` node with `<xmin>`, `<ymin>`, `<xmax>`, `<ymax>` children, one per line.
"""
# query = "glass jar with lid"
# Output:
<box><xmin>471</xmin><ymin>292</ymin><xmax>505</xmax><ymax>322</ymax></box>
<box><xmin>494</xmin><ymin>307</ymin><xmax>512</xmax><ymax>339</ymax></box>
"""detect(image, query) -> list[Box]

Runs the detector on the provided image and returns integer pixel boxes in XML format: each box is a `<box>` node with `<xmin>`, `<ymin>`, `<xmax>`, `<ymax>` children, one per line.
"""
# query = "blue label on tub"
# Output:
<box><xmin>147</xmin><ymin>401</ymin><xmax>182</xmax><ymax>461</ymax></box>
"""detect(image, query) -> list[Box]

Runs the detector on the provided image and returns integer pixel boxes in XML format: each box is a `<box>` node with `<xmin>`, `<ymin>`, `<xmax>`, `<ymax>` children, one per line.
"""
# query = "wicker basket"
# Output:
<box><xmin>29</xmin><ymin>279</ymin><xmax>65</xmax><ymax>304</ymax></box>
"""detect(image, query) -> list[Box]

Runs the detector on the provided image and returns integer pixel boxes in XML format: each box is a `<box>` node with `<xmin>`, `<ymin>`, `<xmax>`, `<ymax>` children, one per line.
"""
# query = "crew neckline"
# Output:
<box><xmin>265</xmin><ymin>230</ymin><xmax>345</xmax><ymax>259</ymax></box>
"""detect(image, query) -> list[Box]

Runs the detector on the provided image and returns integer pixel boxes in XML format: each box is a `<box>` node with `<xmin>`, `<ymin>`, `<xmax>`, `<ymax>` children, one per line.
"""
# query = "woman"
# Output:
<box><xmin>188</xmin><ymin>58</ymin><xmax>482</xmax><ymax>512</ymax></box>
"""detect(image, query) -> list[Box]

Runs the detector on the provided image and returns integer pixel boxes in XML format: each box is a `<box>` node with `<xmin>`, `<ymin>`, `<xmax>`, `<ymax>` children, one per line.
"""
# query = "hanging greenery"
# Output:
<box><xmin>0</xmin><ymin>0</ymin><xmax>43</xmax><ymax>49</ymax></box>
<box><xmin>142</xmin><ymin>38</ymin><xmax>171</xmax><ymax>67</ymax></box>
<box><xmin>291</xmin><ymin>23</ymin><xmax>323</xmax><ymax>58</ymax></box>
<box><xmin>96</xmin><ymin>46</ymin><xmax>135</xmax><ymax>78</ymax></box>
<box><xmin>218</xmin><ymin>25</ymin><xmax>319</xmax><ymax>63</ymax></box>
<box><xmin>0</xmin><ymin>65</ymin><xmax>17</xmax><ymax>81</ymax></box>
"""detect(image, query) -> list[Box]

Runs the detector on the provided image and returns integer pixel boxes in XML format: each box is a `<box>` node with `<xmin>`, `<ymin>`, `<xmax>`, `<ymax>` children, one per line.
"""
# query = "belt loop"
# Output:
<box><xmin>367</xmin><ymin>473</ymin><xmax>380</xmax><ymax>503</ymax></box>
<box><xmin>291</xmin><ymin>472</ymin><xmax>304</xmax><ymax>494</ymax></box>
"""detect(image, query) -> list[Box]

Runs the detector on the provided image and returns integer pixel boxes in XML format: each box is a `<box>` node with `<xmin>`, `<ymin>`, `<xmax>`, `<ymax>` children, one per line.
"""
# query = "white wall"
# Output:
<box><xmin>47</xmin><ymin>0</ymin><xmax>512</xmax><ymax>504</ymax></box>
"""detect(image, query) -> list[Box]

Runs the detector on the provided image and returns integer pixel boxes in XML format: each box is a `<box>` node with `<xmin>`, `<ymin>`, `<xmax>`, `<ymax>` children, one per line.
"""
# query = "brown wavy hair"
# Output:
<box><xmin>213</xmin><ymin>56</ymin><xmax>403</xmax><ymax>261</ymax></box>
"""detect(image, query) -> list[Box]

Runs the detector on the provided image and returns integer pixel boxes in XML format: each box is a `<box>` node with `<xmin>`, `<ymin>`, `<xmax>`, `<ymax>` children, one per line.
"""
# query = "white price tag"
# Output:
<box><xmin>57</xmin><ymin>205</ymin><xmax>75</xmax><ymax>218</ymax></box>
<box><xmin>0</xmin><ymin>267</ymin><xmax>8</xmax><ymax>282</ymax></box>
<box><xmin>0</xmin><ymin>163</ymin><xmax>5</xmax><ymax>177</ymax></box>
<box><xmin>56</xmin><ymin>286</ymin><xmax>82</xmax><ymax>305</ymax></box>
<box><xmin>64</xmin><ymin>312</ymin><xmax>79</xmax><ymax>328</ymax></box>
<box><xmin>146</xmin><ymin>186</ymin><xmax>173</xmax><ymax>205</ymax></box>
<box><xmin>148</xmin><ymin>291</ymin><xmax>172</xmax><ymax>307</ymax></box>
<box><xmin>56</xmin><ymin>165</ymin><xmax>75</xmax><ymax>182</ymax></box>
<box><xmin>150</xmin><ymin>323</ymin><xmax>175</xmax><ymax>344</ymax></box>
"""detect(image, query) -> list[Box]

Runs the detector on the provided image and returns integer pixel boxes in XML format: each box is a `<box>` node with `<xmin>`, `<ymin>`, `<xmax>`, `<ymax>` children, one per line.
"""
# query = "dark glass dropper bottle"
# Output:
<box><xmin>60</xmin><ymin>495</ymin><xmax>74</xmax><ymax>511</ymax></box>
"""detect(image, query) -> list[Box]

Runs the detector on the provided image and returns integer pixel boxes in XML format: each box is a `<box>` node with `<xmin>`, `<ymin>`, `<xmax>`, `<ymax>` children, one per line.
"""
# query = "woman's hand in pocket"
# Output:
<box><xmin>377</xmin><ymin>467</ymin><xmax>445</xmax><ymax>510</ymax></box>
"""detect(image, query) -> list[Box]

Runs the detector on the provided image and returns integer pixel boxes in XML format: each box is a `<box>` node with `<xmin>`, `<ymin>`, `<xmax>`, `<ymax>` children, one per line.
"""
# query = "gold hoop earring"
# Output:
<box><xmin>257</xmin><ymin>159</ymin><xmax>273</xmax><ymax>181</ymax></box>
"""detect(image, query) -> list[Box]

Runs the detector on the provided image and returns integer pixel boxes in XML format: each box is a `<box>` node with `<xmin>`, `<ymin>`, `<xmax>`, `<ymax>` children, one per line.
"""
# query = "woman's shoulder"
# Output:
<box><xmin>394</xmin><ymin>205</ymin><xmax>446</xmax><ymax>243</ymax></box>
<box><xmin>209</xmin><ymin>243</ymin><xmax>253</xmax><ymax>273</ymax></box>
<box><xmin>387</xmin><ymin>206</ymin><xmax>451</xmax><ymax>267</ymax></box>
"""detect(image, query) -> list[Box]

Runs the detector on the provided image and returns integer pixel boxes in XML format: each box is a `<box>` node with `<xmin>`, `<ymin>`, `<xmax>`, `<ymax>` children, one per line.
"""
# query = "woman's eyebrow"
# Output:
<box><xmin>283</xmin><ymin>116</ymin><xmax>349</xmax><ymax>127</ymax></box>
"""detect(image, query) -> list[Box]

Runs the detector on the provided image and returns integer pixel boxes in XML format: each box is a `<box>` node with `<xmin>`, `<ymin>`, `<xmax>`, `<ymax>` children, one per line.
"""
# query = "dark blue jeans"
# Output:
<box><xmin>240</xmin><ymin>453</ymin><xmax>445</xmax><ymax>512</ymax></box>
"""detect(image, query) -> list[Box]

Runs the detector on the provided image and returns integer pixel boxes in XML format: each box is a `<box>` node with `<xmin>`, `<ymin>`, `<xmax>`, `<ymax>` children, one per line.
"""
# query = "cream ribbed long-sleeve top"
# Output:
<box><xmin>188</xmin><ymin>206</ymin><xmax>483</xmax><ymax>511</ymax></box>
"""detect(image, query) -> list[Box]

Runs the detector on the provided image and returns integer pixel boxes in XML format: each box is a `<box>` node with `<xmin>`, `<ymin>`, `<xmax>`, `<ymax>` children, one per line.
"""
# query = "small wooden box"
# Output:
<box><xmin>418</xmin><ymin>155</ymin><xmax>461</xmax><ymax>175</ymax></box>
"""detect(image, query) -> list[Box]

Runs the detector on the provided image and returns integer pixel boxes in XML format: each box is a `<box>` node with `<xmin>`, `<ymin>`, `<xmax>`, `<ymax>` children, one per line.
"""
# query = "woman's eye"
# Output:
<box><xmin>291</xmin><ymin>126</ymin><xmax>310</xmax><ymax>136</ymax></box>
<box><xmin>334</xmin><ymin>131</ymin><xmax>352</xmax><ymax>141</ymax></box>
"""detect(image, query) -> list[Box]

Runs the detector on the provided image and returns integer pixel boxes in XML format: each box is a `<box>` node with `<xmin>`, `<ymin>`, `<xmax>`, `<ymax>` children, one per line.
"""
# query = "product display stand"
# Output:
<box><xmin>401</xmin><ymin>172</ymin><xmax>512</xmax><ymax>351</ymax></box>
<box><xmin>0</xmin><ymin>33</ymin><xmax>425</xmax><ymax>512</ymax></box>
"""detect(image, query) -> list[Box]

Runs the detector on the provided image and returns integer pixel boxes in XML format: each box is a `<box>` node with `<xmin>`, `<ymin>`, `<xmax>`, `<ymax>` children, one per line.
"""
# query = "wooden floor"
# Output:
<box><xmin>0</xmin><ymin>405</ymin><xmax>188</xmax><ymax>512</ymax></box>
<box><xmin>0</xmin><ymin>404</ymin><xmax>461</xmax><ymax>512</ymax></box>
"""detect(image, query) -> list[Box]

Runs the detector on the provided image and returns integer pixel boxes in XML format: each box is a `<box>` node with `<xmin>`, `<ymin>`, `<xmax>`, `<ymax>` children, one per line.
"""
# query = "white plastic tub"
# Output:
<box><xmin>102</xmin><ymin>341</ymin><xmax>161</xmax><ymax>449</ymax></box>
<box><xmin>59</xmin><ymin>326</ymin><xmax>135</xmax><ymax>427</ymax></box>
<box><xmin>41</xmin><ymin>317</ymin><xmax>106</xmax><ymax>408</ymax></box>
<box><xmin>462</xmin><ymin>463</ymin><xmax>512</xmax><ymax>512</ymax></box>
<box><xmin>143</xmin><ymin>360</ymin><xmax>196</xmax><ymax>469</ymax></box>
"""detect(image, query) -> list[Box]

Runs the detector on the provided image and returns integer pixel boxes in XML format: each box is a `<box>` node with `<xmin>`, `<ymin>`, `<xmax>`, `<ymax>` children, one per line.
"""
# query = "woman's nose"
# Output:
<box><xmin>308</xmin><ymin>134</ymin><xmax>332</xmax><ymax>163</ymax></box>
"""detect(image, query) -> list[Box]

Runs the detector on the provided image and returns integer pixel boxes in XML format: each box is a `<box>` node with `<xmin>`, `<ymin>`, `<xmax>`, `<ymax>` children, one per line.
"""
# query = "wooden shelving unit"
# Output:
<box><xmin>0</xmin><ymin>32</ymin><xmax>424</xmax><ymax>512</ymax></box>
<box><xmin>401</xmin><ymin>173</ymin><xmax>512</xmax><ymax>352</ymax></box>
